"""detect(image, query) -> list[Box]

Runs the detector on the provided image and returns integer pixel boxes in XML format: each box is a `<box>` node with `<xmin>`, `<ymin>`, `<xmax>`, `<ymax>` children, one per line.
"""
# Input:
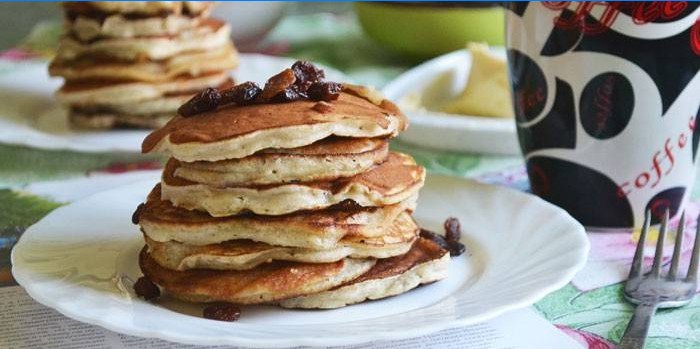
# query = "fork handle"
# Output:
<box><xmin>618</xmin><ymin>302</ymin><xmax>658</xmax><ymax>349</ymax></box>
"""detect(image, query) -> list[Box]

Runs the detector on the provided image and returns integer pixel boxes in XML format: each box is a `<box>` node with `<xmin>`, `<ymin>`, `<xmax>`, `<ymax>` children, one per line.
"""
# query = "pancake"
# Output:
<box><xmin>280</xmin><ymin>237</ymin><xmax>449</xmax><ymax>309</ymax></box>
<box><xmin>142</xmin><ymin>92</ymin><xmax>406</xmax><ymax>162</ymax></box>
<box><xmin>161</xmin><ymin>152</ymin><xmax>425</xmax><ymax>216</ymax></box>
<box><xmin>55</xmin><ymin>19</ymin><xmax>230</xmax><ymax>62</ymax></box>
<box><xmin>63</xmin><ymin>2</ymin><xmax>214</xmax><ymax>17</ymax></box>
<box><xmin>175</xmin><ymin>137</ymin><xmax>389</xmax><ymax>186</ymax></box>
<box><xmin>56</xmin><ymin>71</ymin><xmax>230</xmax><ymax>106</ymax></box>
<box><xmin>71</xmin><ymin>95</ymin><xmax>190</xmax><ymax>116</ymax></box>
<box><xmin>139</xmin><ymin>247</ymin><xmax>376</xmax><ymax>304</ymax></box>
<box><xmin>139</xmin><ymin>184</ymin><xmax>417</xmax><ymax>249</ymax></box>
<box><xmin>50</xmin><ymin>45</ymin><xmax>238</xmax><ymax>82</ymax></box>
<box><xmin>69</xmin><ymin>111</ymin><xmax>173</xmax><ymax>129</ymax></box>
<box><xmin>67</xmin><ymin>14</ymin><xmax>205</xmax><ymax>42</ymax></box>
<box><xmin>145</xmin><ymin>211</ymin><xmax>418</xmax><ymax>271</ymax></box>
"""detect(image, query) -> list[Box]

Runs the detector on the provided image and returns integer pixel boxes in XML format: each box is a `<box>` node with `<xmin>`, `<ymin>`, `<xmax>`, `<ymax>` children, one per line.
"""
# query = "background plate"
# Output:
<box><xmin>383</xmin><ymin>49</ymin><xmax>520</xmax><ymax>155</ymax></box>
<box><xmin>12</xmin><ymin>174</ymin><xmax>588</xmax><ymax>348</ymax></box>
<box><xmin>0</xmin><ymin>54</ymin><xmax>348</xmax><ymax>154</ymax></box>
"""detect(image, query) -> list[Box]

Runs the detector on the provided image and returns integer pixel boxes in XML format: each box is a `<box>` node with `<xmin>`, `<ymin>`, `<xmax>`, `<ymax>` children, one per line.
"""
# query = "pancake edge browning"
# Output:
<box><xmin>174</xmin><ymin>138</ymin><xmax>389</xmax><ymax>185</ymax></box>
<box><xmin>145</xmin><ymin>211</ymin><xmax>418</xmax><ymax>271</ymax></box>
<box><xmin>139</xmin><ymin>184</ymin><xmax>417</xmax><ymax>248</ymax></box>
<box><xmin>139</xmin><ymin>247</ymin><xmax>376</xmax><ymax>304</ymax></box>
<box><xmin>280</xmin><ymin>238</ymin><xmax>450</xmax><ymax>309</ymax></box>
<box><xmin>160</xmin><ymin>152</ymin><xmax>425</xmax><ymax>216</ymax></box>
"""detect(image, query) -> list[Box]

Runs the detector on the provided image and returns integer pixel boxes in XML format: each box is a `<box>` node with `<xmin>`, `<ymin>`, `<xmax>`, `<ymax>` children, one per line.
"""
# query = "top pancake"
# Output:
<box><xmin>142</xmin><ymin>92</ymin><xmax>407</xmax><ymax>162</ymax></box>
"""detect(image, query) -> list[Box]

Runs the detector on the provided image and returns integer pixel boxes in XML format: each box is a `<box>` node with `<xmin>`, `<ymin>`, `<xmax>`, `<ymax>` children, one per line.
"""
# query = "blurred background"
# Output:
<box><xmin>0</xmin><ymin>2</ymin><xmax>505</xmax><ymax>75</ymax></box>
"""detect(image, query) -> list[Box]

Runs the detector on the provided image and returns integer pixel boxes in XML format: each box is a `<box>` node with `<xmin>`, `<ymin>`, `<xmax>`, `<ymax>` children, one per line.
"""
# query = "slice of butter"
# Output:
<box><xmin>443</xmin><ymin>43</ymin><xmax>514</xmax><ymax>118</ymax></box>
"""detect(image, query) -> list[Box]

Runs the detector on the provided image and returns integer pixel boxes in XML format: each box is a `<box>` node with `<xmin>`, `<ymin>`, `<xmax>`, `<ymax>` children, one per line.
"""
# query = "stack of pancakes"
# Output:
<box><xmin>49</xmin><ymin>1</ymin><xmax>238</xmax><ymax>129</ymax></box>
<box><xmin>134</xmin><ymin>68</ymin><xmax>449</xmax><ymax>309</ymax></box>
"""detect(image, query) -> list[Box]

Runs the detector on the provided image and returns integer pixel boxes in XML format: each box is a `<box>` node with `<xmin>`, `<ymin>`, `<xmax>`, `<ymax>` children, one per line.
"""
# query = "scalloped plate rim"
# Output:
<box><xmin>12</xmin><ymin>174</ymin><xmax>588</xmax><ymax>347</ymax></box>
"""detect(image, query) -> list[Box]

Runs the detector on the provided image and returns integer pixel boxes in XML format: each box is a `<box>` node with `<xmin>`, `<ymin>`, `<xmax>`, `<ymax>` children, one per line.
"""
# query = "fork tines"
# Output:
<box><xmin>629</xmin><ymin>209</ymin><xmax>700</xmax><ymax>281</ymax></box>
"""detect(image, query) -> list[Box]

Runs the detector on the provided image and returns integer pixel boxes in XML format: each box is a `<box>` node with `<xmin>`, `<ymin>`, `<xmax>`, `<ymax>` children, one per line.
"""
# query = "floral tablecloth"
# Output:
<box><xmin>2</xmin><ymin>13</ymin><xmax>700</xmax><ymax>349</ymax></box>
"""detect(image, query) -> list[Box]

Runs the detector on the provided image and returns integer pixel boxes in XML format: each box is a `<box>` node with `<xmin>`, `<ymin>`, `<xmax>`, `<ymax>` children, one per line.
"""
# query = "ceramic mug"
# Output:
<box><xmin>505</xmin><ymin>2</ymin><xmax>700</xmax><ymax>228</ymax></box>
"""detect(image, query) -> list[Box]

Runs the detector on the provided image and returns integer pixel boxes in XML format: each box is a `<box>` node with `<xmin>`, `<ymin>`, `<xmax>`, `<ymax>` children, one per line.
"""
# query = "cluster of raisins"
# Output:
<box><xmin>178</xmin><ymin>61</ymin><xmax>342</xmax><ymax>117</ymax></box>
<box><xmin>419</xmin><ymin>217</ymin><xmax>466</xmax><ymax>257</ymax></box>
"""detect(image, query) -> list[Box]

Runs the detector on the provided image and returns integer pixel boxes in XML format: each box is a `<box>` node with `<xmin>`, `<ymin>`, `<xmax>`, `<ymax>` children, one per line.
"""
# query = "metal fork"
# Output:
<box><xmin>619</xmin><ymin>210</ymin><xmax>700</xmax><ymax>349</ymax></box>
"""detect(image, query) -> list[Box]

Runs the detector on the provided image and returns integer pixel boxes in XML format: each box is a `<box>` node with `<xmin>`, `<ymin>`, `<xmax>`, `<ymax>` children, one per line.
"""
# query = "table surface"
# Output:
<box><xmin>1</xmin><ymin>11</ymin><xmax>700</xmax><ymax>349</ymax></box>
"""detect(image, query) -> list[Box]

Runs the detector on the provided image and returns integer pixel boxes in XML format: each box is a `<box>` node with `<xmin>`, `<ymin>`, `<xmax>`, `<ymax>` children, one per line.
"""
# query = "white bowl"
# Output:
<box><xmin>383</xmin><ymin>49</ymin><xmax>521</xmax><ymax>155</ymax></box>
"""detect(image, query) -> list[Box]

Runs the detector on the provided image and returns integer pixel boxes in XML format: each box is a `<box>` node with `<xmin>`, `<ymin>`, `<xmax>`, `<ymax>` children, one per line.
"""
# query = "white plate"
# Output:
<box><xmin>383</xmin><ymin>49</ymin><xmax>520</xmax><ymax>155</ymax></box>
<box><xmin>12</xmin><ymin>175</ymin><xmax>588</xmax><ymax>348</ymax></box>
<box><xmin>0</xmin><ymin>54</ymin><xmax>348</xmax><ymax>154</ymax></box>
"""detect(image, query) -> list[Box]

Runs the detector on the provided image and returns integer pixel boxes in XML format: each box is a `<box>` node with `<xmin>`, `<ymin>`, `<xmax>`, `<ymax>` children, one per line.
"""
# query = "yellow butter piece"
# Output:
<box><xmin>443</xmin><ymin>43</ymin><xmax>514</xmax><ymax>118</ymax></box>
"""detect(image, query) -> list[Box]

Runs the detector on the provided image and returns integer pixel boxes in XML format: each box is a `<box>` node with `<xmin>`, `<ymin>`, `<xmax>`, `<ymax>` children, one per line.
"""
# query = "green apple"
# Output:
<box><xmin>355</xmin><ymin>3</ymin><xmax>505</xmax><ymax>59</ymax></box>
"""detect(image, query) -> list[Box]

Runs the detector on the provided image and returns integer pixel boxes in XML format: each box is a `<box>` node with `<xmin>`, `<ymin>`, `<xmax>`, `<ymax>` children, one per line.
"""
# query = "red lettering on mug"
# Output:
<box><xmin>545</xmin><ymin>2</ymin><xmax>692</xmax><ymax>37</ymax></box>
<box><xmin>618</xmin><ymin>116</ymin><xmax>695</xmax><ymax>198</ymax></box>
<box><xmin>692</xmin><ymin>18</ymin><xmax>700</xmax><ymax>56</ymax></box>
<box><xmin>679</xmin><ymin>132</ymin><xmax>688</xmax><ymax>148</ymax></box>
<box><xmin>635</xmin><ymin>172</ymin><xmax>650</xmax><ymax>188</ymax></box>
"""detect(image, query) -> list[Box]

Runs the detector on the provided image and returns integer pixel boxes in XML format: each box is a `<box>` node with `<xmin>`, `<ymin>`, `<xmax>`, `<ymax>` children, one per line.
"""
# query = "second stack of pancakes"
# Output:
<box><xmin>135</xmin><ymin>62</ymin><xmax>449</xmax><ymax>309</ymax></box>
<box><xmin>49</xmin><ymin>1</ymin><xmax>238</xmax><ymax>129</ymax></box>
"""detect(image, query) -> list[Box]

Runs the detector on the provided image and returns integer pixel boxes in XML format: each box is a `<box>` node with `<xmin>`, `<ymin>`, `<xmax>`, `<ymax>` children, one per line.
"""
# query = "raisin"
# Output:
<box><xmin>312</xmin><ymin>101</ymin><xmax>333</xmax><ymax>113</ymax></box>
<box><xmin>448</xmin><ymin>241</ymin><xmax>466</xmax><ymax>257</ymax></box>
<box><xmin>260</xmin><ymin>68</ymin><xmax>296</xmax><ymax>101</ymax></box>
<box><xmin>272</xmin><ymin>85</ymin><xmax>307</xmax><ymax>102</ymax></box>
<box><xmin>133</xmin><ymin>276</ymin><xmax>160</xmax><ymax>301</ymax></box>
<box><xmin>443</xmin><ymin>217</ymin><xmax>461</xmax><ymax>243</ymax></box>
<box><xmin>308</xmin><ymin>81</ymin><xmax>341</xmax><ymax>101</ymax></box>
<box><xmin>220</xmin><ymin>81</ymin><xmax>262</xmax><ymax>106</ymax></box>
<box><xmin>131</xmin><ymin>203</ymin><xmax>145</xmax><ymax>225</ymax></box>
<box><xmin>419</xmin><ymin>228</ymin><xmax>451</xmax><ymax>252</ymax></box>
<box><xmin>291</xmin><ymin>60</ymin><xmax>325</xmax><ymax>89</ymax></box>
<box><xmin>178</xmin><ymin>87</ymin><xmax>221</xmax><ymax>117</ymax></box>
<box><xmin>203</xmin><ymin>303</ymin><xmax>241</xmax><ymax>322</ymax></box>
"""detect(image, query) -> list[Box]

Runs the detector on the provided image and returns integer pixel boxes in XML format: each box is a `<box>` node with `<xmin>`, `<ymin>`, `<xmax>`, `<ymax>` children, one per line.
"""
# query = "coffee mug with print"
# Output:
<box><xmin>506</xmin><ymin>2</ymin><xmax>700</xmax><ymax>228</ymax></box>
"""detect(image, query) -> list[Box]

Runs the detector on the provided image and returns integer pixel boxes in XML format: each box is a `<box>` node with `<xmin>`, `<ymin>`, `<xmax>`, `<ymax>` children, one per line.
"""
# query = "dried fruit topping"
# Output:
<box><xmin>272</xmin><ymin>85</ymin><xmax>307</xmax><ymax>103</ymax></box>
<box><xmin>291</xmin><ymin>60</ymin><xmax>325</xmax><ymax>89</ymax></box>
<box><xmin>448</xmin><ymin>241</ymin><xmax>466</xmax><ymax>257</ymax></box>
<box><xmin>312</xmin><ymin>101</ymin><xmax>334</xmax><ymax>113</ymax></box>
<box><xmin>308</xmin><ymin>81</ymin><xmax>341</xmax><ymax>102</ymax></box>
<box><xmin>260</xmin><ymin>68</ymin><xmax>296</xmax><ymax>101</ymax></box>
<box><xmin>421</xmin><ymin>221</ymin><xmax>466</xmax><ymax>257</ymax></box>
<box><xmin>133</xmin><ymin>276</ymin><xmax>160</xmax><ymax>301</ymax></box>
<box><xmin>220</xmin><ymin>81</ymin><xmax>261</xmax><ymax>106</ymax></box>
<box><xmin>178</xmin><ymin>87</ymin><xmax>222</xmax><ymax>117</ymax></box>
<box><xmin>131</xmin><ymin>203</ymin><xmax>145</xmax><ymax>225</ymax></box>
<box><xmin>419</xmin><ymin>228</ymin><xmax>452</xmax><ymax>252</ymax></box>
<box><xmin>203</xmin><ymin>303</ymin><xmax>241</xmax><ymax>322</ymax></box>
<box><xmin>443</xmin><ymin>217</ymin><xmax>461</xmax><ymax>243</ymax></box>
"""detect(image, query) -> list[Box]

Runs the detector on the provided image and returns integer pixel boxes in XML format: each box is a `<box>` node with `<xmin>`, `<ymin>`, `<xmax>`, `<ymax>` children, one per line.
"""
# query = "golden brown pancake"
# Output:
<box><xmin>280</xmin><ymin>237</ymin><xmax>450</xmax><ymax>309</ymax></box>
<box><xmin>175</xmin><ymin>137</ymin><xmax>389</xmax><ymax>185</ymax></box>
<box><xmin>54</xmin><ymin>19</ymin><xmax>230</xmax><ymax>62</ymax></box>
<box><xmin>142</xmin><ymin>92</ymin><xmax>407</xmax><ymax>162</ymax></box>
<box><xmin>69</xmin><ymin>110</ymin><xmax>173</xmax><ymax>129</ymax></box>
<box><xmin>145</xmin><ymin>211</ymin><xmax>418</xmax><ymax>271</ymax></box>
<box><xmin>138</xmin><ymin>184</ymin><xmax>416</xmax><ymax>249</ymax></box>
<box><xmin>62</xmin><ymin>78</ymin><xmax>234</xmax><ymax>129</ymax></box>
<box><xmin>63</xmin><ymin>2</ymin><xmax>214</xmax><ymax>17</ymax></box>
<box><xmin>139</xmin><ymin>247</ymin><xmax>376</xmax><ymax>304</ymax></box>
<box><xmin>50</xmin><ymin>44</ymin><xmax>238</xmax><ymax>82</ymax></box>
<box><xmin>160</xmin><ymin>152</ymin><xmax>426</xmax><ymax>216</ymax></box>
